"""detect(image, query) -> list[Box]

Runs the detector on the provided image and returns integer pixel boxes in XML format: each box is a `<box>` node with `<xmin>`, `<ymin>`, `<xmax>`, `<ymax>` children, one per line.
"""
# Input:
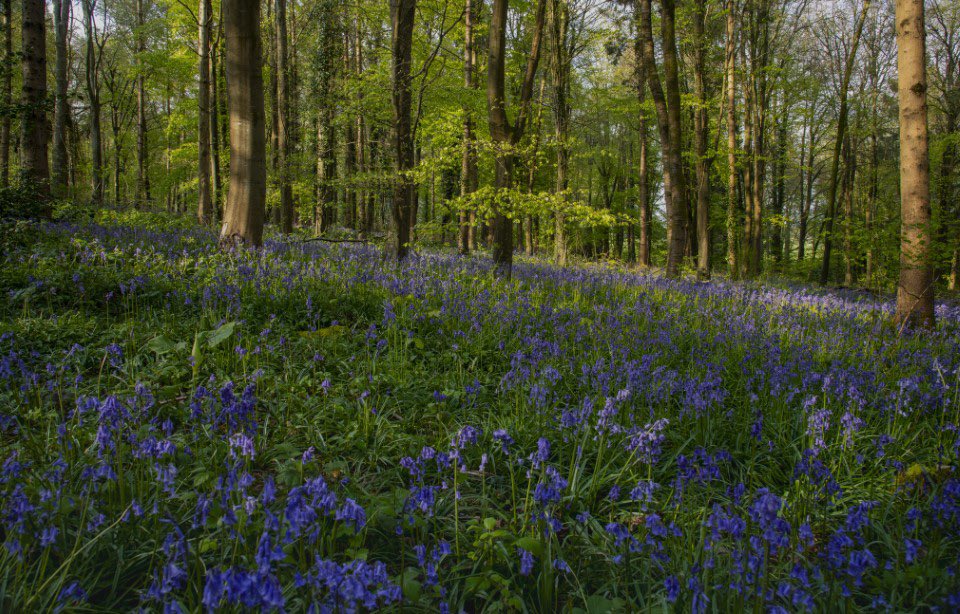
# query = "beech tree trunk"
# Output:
<box><xmin>52</xmin><ymin>0</ymin><xmax>70</xmax><ymax>197</ymax></box>
<box><xmin>894</xmin><ymin>0</ymin><xmax>934</xmax><ymax>328</ymax></box>
<box><xmin>725</xmin><ymin>0</ymin><xmax>738</xmax><ymax>277</ymax></box>
<box><xmin>82</xmin><ymin>0</ymin><xmax>105</xmax><ymax>204</ymax></box>
<box><xmin>136</xmin><ymin>0</ymin><xmax>151</xmax><ymax>206</ymax></box>
<box><xmin>459</xmin><ymin>0</ymin><xmax>477</xmax><ymax>255</ymax></box>
<box><xmin>275</xmin><ymin>0</ymin><xmax>293</xmax><ymax>233</ymax></box>
<box><xmin>391</xmin><ymin>0</ymin><xmax>416</xmax><ymax>261</ymax></box>
<box><xmin>197</xmin><ymin>0</ymin><xmax>214</xmax><ymax>225</ymax></box>
<box><xmin>551</xmin><ymin>0</ymin><xmax>570</xmax><ymax>266</ymax></box>
<box><xmin>693</xmin><ymin>0</ymin><xmax>710</xmax><ymax>280</ymax></box>
<box><xmin>638</xmin><ymin>0</ymin><xmax>687</xmax><ymax>278</ymax></box>
<box><xmin>487</xmin><ymin>0</ymin><xmax>546</xmax><ymax>278</ymax></box>
<box><xmin>219</xmin><ymin>0</ymin><xmax>266</xmax><ymax>247</ymax></box>
<box><xmin>0</xmin><ymin>0</ymin><xmax>11</xmax><ymax>188</ymax></box>
<box><xmin>21</xmin><ymin>0</ymin><xmax>49</xmax><ymax>206</ymax></box>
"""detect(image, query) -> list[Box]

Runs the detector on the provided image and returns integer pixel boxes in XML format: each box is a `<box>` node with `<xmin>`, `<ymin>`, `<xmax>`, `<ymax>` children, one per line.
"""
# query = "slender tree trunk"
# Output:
<box><xmin>210</xmin><ymin>33</ymin><xmax>222</xmax><ymax>214</ymax></box>
<box><xmin>634</xmin><ymin>6</ymin><xmax>651</xmax><ymax>269</ymax></box>
<box><xmin>316</xmin><ymin>0</ymin><xmax>339</xmax><ymax>233</ymax></box>
<box><xmin>841</xmin><ymin>132</ymin><xmax>857</xmax><ymax>285</ymax></box>
<box><xmin>771</xmin><ymin>98</ymin><xmax>788</xmax><ymax>265</ymax></box>
<box><xmin>725</xmin><ymin>0</ymin><xmax>738</xmax><ymax>277</ymax></box>
<box><xmin>391</xmin><ymin>0</ymin><xmax>416</xmax><ymax>261</ymax></box>
<box><xmin>21</xmin><ymin>0</ymin><xmax>49</xmax><ymax>207</ymax></box>
<box><xmin>693</xmin><ymin>0</ymin><xmax>710</xmax><ymax>279</ymax></box>
<box><xmin>82</xmin><ymin>0</ymin><xmax>104</xmax><ymax>205</ymax></box>
<box><xmin>52</xmin><ymin>0</ymin><xmax>70</xmax><ymax>197</ymax></box>
<box><xmin>0</xmin><ymin>0</ymin><xmax>11</xmax><ymax>188</ymax></box>
<box><xmin>459</xmin><ymin>0</ymin><xmax>477</xmax><ymax>255</ymax></box>
<box><xmin>136</xmin><ymin>0</ymin><xmax>151</xmax><ymax>206</ymax></box>
<box><xmin>639</xmin><ymin>0</ymin><xmax>686</xmax><ymax>277</ymax></box>
<box><xmin>197</xmin><ymin>0</ymin><xmax>214</xmax><ymax>224</ymax></box>
<box><xmin>219</xmin><ymin>0</ymin><xmax>266</xmax><ymax>247</ymax></box>
<box><xmin>894</xmin><ymin>0</ymin><xmax>934</xmax><ymax>328</ymax></box>
<box><xmin>551</xmin><ymin>0</ymin><xmax>570</xmax><ymax>266</ymax></box>
<box><xmin>488</xmin><ymin>0</ymin><xmax>546</xmax><ymax>277</ymax></box>
<box><xmin>820</xmin><ymin>0</ymin><xmax>870</xmax><ymax>284</ymax></box>
<box><xmin>275</xmin><ymin>0</ymin><xmax>293</xmax><ymax>233</ymax></box>
<box><xmin>661</xmin><ymin>0</ymin><xmax>689</xmax><ymax>277</ymax></box>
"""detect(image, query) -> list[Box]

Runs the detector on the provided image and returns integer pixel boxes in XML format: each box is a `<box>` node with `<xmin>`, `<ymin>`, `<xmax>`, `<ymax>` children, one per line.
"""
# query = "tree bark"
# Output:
<box><xmin>197</xmin><ymin>0</ymin><xmax>214</xmax><ymax>225</ymax></box>
<box><xmin>638</xmin><ymin>0</ymin><xmax>687</xmax><ymax>278</ymax></box>
<box><xmin>725</xmin><ymin>0</ymin><xmax>738</xmax><ymax>277</ymax></box>
<box><xmin>52</xmin><ymin>0</ymin><xmax>70</xmax><ymax>197</ymax></box>
<box><xmin>894</xmin><ymin>0</ymin><xmax>935</xmax><ymax>328</ymax></box>
<box><xmin>21</xmin><ymin>0</ymin><xmax>49</xmax><ymax>206</ymax></box>
<box><xmin>136</xmin><ymin>0</ymin><xmax>151</xmax><ymax>206</ymax></box>
<box><xmin>459</xmin><ymin>0</ymin><xmax>477</xmax><ymax>255</ymax></box>
<box><xmin>82</xmin><ymin>0</ymin><xmax>105</xmax><ymax>205</ymax></box>
<box><xmin>391</xmin><ymin>0</ymin><xmax>416</xmax><ymax>261</ymax></box>
<box><xmin>219</xmin><ymin>0</ymin><xmax>266</xmax><ymax>247</ymax></box>
<box><xmin>0</xmin><ymin>0</ymin><xmax>11</xmax><ymax>188</ymax></box>
<box><xmin>693</xmin><ymin>0</ymin><xmax>710</xmax><ymax>280</ymax></box>
<box><xmin>488</xmin><ymin>0</ymin><xmax>546</xmax><ymax>277</ymax></box>
<box><xmin>551</xmin><ymin>0</ymin><xmax>570</xmax><ymax>266</ymax></box>
<box><xmin>275</xmin><ymin>0</ymin><xmax>293</xmax><ymax>233</ymax></box>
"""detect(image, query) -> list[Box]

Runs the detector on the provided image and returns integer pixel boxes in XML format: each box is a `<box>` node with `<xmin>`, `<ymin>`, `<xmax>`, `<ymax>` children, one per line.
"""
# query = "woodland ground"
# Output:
<box><xmin>0</xmin><ymin>212</ymin><xmax>959</xmax><ymax>612</ymax></box>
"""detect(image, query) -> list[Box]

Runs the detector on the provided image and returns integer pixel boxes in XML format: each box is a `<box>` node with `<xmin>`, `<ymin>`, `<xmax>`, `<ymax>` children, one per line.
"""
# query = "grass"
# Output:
<box><xmin>0</xmin><ymin>216</ymin><xmax>958</xmax><ymax>612</ymax></box>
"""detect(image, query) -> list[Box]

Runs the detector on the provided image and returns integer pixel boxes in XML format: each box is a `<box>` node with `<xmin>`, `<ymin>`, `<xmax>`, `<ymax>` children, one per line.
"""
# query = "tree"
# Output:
<box><xmin>637</xmin><ymin>0</ymin><xmax>687</xmax><ymax>278</ymax></box>
<box><xmin>692</xmin><ymin>0</ymin><xmax>711</xmax><ymax>280</ymax></box>
<box><xmin>82</xmin><ymin>0</ymin><xmax>106</xmax><ymax>205</ymax></box>
<box><xmin>391</xmin><ymin>0</ymin><xmax>416</xmax><ymax>261</ymax></box>
<box><xmin>725</xmin><ymin>0</ymin><xmax>738</xmax><ymax>277</ymax></box>
<box><xmin>894</xmin><ymin>0</ymin><xmax>934</xmax><ymax>328</ymax></box>
<box><xmin>551</xmin><ymin>0</ymin><xmax>571</xmax><ymax>266</ymax></box>
<box><xmin>20</xmin><ymin>0</ymin><xmax>49</xmax><ymax>206</ymax></box>
<box><xmin>136</xmin><ymin>0</ymin><xmax>151</xmax><ymax>206</ymax></box>
<box><xmin>52</xmin><ymin>0</ymin><xmax>70</xmax><ymax>197</ymax></box>
<box><xmin>219</xmin><ymin>0</ymin><xmax>266</xmax><ymax>247</ymax></box>
<box><xmin>459</xmin><ymin>0</ymin><xmax>477</xmax><ymax>255</ymax></box>
<box><xmin>487</xmin><ymin>0</ymin><xmax>547</xmax><ymax>277</ymax></box>
<box><xmin>0</xmin><ymin>0</ymin><xmax>11</xmax><ymax>188</ymax></box>
<box><xmin>275</xmin><ymin>0</ymin><xmax>294</xmax><ymax>233</ymax></box>
<box><xmin>197</xmin><ymin>0</ymin><xmax>214</xmax><ymax>225</ymax></box>
<box><xmin>819</xmin><ymin>0</ymin><xmax>870</xmax><ymax>284</ymax></box>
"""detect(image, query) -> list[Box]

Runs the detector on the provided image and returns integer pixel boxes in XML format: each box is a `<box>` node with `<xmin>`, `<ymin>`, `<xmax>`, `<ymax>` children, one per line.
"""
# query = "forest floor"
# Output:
<box><xmin>1</xmin><ymin>213</ymin><xmax>959</xmax><ymax>612</ymax></box>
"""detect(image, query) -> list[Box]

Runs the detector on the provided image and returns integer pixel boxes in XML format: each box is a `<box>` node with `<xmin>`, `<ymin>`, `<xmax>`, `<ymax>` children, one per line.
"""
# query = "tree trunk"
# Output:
<box><xmin>725</xmin><ymin>0</ymin><xmax>738</xmax><ymax>277</ymax></box>
<box><xmin>894</xmin><ymin>0</ymin><xmax>934</xmax><ymax>328</ymax></box>
<box><xmin>219</xmin><ymin>0</ymin><xmax>266</xmax><ymax>247</ymax></box>
<box><xmin>391</xmin><ymin>0</ymin><xmax>416</xmax><ymax>261</ymax></box>
<box><xmin>52</xmin><ymin>0</ymin><xmax>70</xmax><ymax>197</ymax></box>
<box><xmin>197</xmin><ymin>0</ymin><xmax>214</xmax><ymax>225</ymax></box>
<box><xmin>639</xmin><ymin>0</ymin><xmax>687</xmax><ymax>278</ymax></box>
<box><xmin>488</xmin><ymin>0</ymin><xmax>546</xmax><ymax>278</ymax></box>
<box><xmin>136</xmin><ymin>0</ymin><xmax>151</xmax><ymax>206</ymax></box>
<box><xmin>459</xmin><ymin>0</ymin><xmax>477</xmax><ymax>255</ymax></box>
<box><xmin>551</xmin><ymin>0</ymin><xmax>570</xmax><ymax>266</ymax></box>
<box><xmin>82</xmin><ymin>0</ymin><xmax>104</xmax><ymax>205</ymax></box>
<box><xmin>0</xmin><ymin>0</ymin><xmax>11</xmax><ymax>188</ymax></box>
<box><xmin>21</xmin><ymin>0</ymin><xmax>49</xmax><ymax>207</ymax></box>
<box><xmin>275</xmin><ymin>0</ymin><xmax>293</xmax><ymax>233</ymax></box>
<box><xmin>820</xmin><ymin>0</ymin><xmax>870</xmax><ymax>284</ymax></box>
<box><xmin>316</xmin><ymin>0</ymin><xmax>339</xmax><ymax>234</ymax></box>
<box><xmin>211</xmin><ymin>33</ymin><xmax>222</xmax><ymax>215</ymax></box>
<box><xmin>693</xmin><ymin>0</ymin><xmax>710</xmax><ymax>280</ymax></box>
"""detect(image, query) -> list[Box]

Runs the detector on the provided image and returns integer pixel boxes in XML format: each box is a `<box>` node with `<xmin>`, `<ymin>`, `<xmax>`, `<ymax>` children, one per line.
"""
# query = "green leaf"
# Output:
<box><xmin>146</xmin><ymin>335</ymin><xmax>177</xmax><ymax>354</ymax></box>
<box><xmin>513</xmin><ymin>536</ymin><xmax>543</xmax><ymax>557</ymax></box>
<box><xmin>207</xmin><ymin>321</ymin><xmax>238</xmax><ymax>348</ymax></box>
<box><xmin>402</xmin><ymin>568</ymin><xmax>422</xmax><ymax>601</ymax></box>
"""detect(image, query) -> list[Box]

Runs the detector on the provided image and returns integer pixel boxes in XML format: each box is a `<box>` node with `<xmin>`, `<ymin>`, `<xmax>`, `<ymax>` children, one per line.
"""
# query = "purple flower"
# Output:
<box><xmin>518</xmin><ymin>547</ymin><xmax>534</xmax><ymax>576</ymax></box>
